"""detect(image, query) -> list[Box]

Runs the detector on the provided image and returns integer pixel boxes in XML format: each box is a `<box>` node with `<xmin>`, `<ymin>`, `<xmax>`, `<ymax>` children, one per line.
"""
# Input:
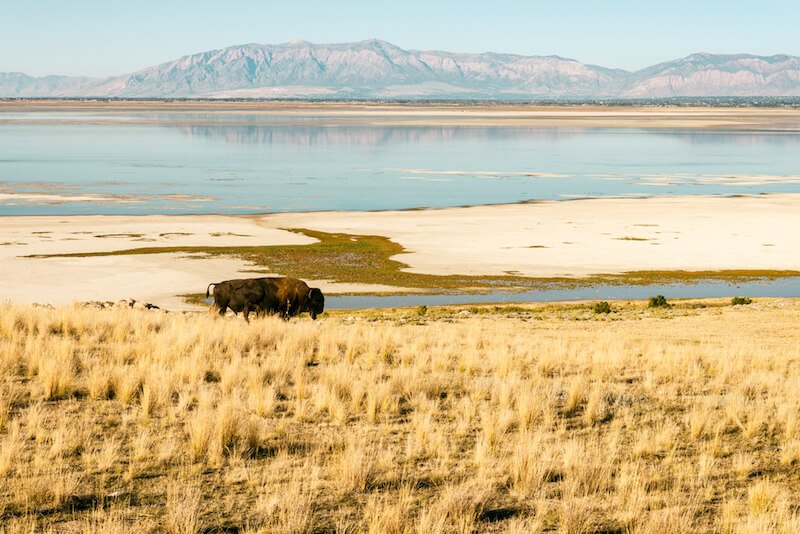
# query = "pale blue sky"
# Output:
<box><xmin>2</xmin><ymin>0</ymin><xmax>798</xmax><ymax>76</ymax></box>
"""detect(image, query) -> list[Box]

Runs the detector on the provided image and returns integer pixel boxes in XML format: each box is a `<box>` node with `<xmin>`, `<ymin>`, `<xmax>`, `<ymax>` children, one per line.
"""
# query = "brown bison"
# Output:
<box><xmin>206</xmin><ymin>276</ymin><xmax>324</xmax><ymax>320</ymax></box>
<box><xmin>205</xmin><ymin>278</ymin><xmax>269</xmax><ymax>321</ymax></box>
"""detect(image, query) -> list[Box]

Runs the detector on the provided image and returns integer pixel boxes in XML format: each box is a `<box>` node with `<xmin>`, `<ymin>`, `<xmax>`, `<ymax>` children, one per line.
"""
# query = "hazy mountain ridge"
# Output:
<box><xmin>2</xmin><ymin>40</ymin><xmax>799</xmax><ymax>98</ymax></box>
<box><xmin>623</xmin><ymin>53</ymin><xmax>800</xmax><ymax>97</ymax></box>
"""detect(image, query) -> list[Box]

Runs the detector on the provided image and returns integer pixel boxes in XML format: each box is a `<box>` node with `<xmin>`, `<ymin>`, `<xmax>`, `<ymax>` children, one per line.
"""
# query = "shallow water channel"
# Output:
<box><xmin>324</xmin><ymin>277</ymin><xmax>800</xmax><ymax>309</ymax></box>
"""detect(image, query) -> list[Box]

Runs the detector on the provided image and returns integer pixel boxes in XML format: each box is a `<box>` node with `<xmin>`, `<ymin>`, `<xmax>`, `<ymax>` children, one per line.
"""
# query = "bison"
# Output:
<box><xmin>206</xmin><ymin>278</ymin><xmax>270</xmax><ymax>321</ymax></box>
<box><xmin>258</xmin><ymin>276</ymin><xmax>325</xmax><ymax>320</ymax></box>
<box><xmin>206</xmin><ymin>276</ymin><xmax>324</xmax><ymax>321</ymax></box>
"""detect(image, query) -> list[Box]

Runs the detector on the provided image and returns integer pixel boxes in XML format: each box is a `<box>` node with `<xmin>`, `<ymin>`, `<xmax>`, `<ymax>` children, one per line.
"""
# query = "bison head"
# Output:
<box><xmin>307</xmin><ymin>287</ymin><xmax>325</xmax><ymax>320</ymax></box>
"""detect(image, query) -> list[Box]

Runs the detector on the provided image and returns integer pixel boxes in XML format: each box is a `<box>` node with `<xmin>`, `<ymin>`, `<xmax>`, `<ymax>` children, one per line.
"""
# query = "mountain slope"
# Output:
<box><xmin>100</xmin><ymin>39</ymin><xmax>623</xmax><ymax>98</ymax></box>
<box><xmin>0</xmin><ymin>72</ymin><xmax>99</xmax><ymax>97</ymax></box>
<box><xmin>623</xmin><ymin>53</ymin><xmax>800</xmax><ymax>97</ymax></box>
<box><xmin>1</xmin><ymin>40</ymin><xmax>798</xmax><ymax>99</ymax></box>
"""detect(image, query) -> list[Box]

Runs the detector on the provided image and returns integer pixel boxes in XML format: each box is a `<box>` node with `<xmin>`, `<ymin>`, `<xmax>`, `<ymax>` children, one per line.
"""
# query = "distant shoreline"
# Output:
<box><xmin>3</xmin><ymin>97</ymin><xmax>800</xmax><ymax>108</ymax></box>
<box><xmin>2</xmin><ymin>100</ymin><xmax>799</xmax><ymax>131</ymax></box>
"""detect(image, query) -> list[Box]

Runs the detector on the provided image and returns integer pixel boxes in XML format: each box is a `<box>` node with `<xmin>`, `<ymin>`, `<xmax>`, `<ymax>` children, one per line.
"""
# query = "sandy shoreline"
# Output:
<box><xmin>261</xmin><ymin>195</ymin><xmax>800</xmax><ymax>278</ymax></box>
<box><xmin>1</xmin><ymin>195</ymin><xmax>799</xmax><ymax>309</ymax></box>
<box><xmin>0</xmin><ymin>215</ymin><xmax>410</xmax><ymax>310</ymax></box>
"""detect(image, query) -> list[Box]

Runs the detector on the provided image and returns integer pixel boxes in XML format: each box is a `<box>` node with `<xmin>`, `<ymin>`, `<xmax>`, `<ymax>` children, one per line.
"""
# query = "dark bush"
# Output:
<box><xmin>648</xmin><ymin>295</ymin><xmax>670</xmax><ymax>309</ymax></box>
<box><xmin>731</xmin><ymin>296</ymin><xmax>753</xmax><ymax>306</ymax></box>
<box><xmin>593</xmin><ymin>301</ymin><xmax>612</xmax><ymax>314</ymax></box>
<box><xmin>416</xmin><ymin>305</ymin><xmax>428</xmax><ymax>317</ymax></box>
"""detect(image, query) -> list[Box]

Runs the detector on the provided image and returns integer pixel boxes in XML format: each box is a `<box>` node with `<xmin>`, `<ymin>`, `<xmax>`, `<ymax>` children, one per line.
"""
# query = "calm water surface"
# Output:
<box><xmin>325</xmin><ymin>278</ymin><xmax>800</xmax><ymax>309</ymax></box>
<box><xmin>1</xmin><ymin>111</ymin><xmax>799</xmax><ymax>215</ymax></box>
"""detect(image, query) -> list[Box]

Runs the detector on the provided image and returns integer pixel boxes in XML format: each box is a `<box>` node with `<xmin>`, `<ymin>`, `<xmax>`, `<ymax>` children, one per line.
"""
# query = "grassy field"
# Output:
<box><xmin>1</xmin><ymin>298</ymin><xmax>799</xmax><ymax>532</ymax></box>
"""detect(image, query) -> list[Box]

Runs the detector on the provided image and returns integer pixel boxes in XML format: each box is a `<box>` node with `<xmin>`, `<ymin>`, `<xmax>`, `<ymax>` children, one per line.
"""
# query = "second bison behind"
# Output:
<box><xmin>206</xmin><ymin>277</ymin><xmax>325</xmax><ymax>320</ymax></box>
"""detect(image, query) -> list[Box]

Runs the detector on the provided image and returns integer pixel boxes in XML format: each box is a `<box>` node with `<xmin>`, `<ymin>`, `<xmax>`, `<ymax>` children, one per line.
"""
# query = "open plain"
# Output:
<box><xmin>1</xmin><ymin>299</ymin><xmax>800</xmax><ymax>532</ymax></box>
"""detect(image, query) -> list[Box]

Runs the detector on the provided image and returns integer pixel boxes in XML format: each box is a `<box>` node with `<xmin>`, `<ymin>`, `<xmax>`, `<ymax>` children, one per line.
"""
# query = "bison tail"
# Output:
<box><xmin>206</xmin><ymin>283</ymin><xmax>216</xmax><ymax>298</ymax></box>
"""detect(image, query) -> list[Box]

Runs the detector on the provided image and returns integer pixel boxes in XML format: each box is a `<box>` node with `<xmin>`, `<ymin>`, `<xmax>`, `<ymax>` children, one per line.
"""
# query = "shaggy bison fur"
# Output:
<box><xmin>206</xmin><ymin>277</ymin><xmax>324</xmax><ymax>320</ymax></box>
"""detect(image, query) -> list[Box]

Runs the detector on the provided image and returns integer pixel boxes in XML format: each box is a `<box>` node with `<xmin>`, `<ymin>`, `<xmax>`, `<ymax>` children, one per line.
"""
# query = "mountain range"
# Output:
<box><xmin>2</xmin><ymin>39</ymin><xmax>799</xmax><ymax>99</ymax></box>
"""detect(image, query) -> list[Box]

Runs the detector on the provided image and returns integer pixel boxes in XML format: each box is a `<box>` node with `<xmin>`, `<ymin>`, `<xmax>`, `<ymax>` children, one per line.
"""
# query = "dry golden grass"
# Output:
<box><xmin>0</xmin><ymin>298</ymin><xmax>799</xmax><ymax>532</ymax></box>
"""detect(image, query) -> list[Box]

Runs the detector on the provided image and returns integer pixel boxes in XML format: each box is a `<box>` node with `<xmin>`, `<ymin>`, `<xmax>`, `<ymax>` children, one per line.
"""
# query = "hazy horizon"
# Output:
<box><xmin>4</xmin><ymin>0</ymin><xmax>799</xmax><ymax>77</ymax></box>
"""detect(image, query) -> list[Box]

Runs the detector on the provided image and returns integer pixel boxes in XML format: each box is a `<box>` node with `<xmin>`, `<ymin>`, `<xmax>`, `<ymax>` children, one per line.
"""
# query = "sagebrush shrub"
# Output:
<box><xmin>593</xmin><ymin>301</ymin><xmax>612</xmax><ymax>314</ymax></box>
<box><xmin>648</xmin><ymin>295</ymin><xmax>670</xmax><ymax>309</ymax></box>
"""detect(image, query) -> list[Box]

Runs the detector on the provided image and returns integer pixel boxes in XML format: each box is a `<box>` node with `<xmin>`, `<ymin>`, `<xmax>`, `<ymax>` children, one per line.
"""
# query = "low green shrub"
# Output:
<box><xmin>731</xmin><ymin>296</ymin><xmax>753</xmax><ymax>306</ymax></box>
<box><xmin>648</xmin><ymin>295</ymin><xmax>671</xmax><ymax>309</ymax></box>
<box><xmin>593</xmin><ymin>301</ymin><xmax>612</xmax><ymax>314</ymax></box>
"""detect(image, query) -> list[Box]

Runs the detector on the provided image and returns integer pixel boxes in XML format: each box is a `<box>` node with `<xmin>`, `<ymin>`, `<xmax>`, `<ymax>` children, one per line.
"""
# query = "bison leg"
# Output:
<box><xmin>244</xmin><ymin>303</ymin><xmax>261</xmax><ymax>322</ymax></box>
<box><xmin>283</xmin><ymin>298</ymin><xmax>300</xmax><ymax>320</ymax></box>
<box><xmin>213</xmin><ymin>296</ymin><xmax>230</xmax><ymax>318</ymax></box>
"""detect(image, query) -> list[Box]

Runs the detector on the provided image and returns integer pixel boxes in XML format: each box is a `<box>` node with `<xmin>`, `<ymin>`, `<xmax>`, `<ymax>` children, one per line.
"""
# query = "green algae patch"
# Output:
<box><xmin>25</xmin><ymin>228</ymin><xmax>800</xmax><ymax>294</ymax></box>
<box><xmin>25</xmin><ymin>228</ymin><xmax>559</xmax><ymax>292</ymax></box>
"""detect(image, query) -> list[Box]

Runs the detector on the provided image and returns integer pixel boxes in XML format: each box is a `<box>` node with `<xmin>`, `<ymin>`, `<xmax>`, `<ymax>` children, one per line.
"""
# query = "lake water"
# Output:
<box><xmin>325</xmin><ymin>277</ymin><xmax>800</xmax><ymax>309</ymax></box>
<box><xmin>1</xmin><ymin>110</ymin><xmax>800</xmax><ymax>215</ymax></box>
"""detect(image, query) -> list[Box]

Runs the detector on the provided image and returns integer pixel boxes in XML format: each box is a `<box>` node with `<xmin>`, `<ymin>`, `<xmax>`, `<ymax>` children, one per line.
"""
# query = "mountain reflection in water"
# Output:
<box><xmin>1</xmin><ymin>112</ymin><xmax>799</xmax><ymax>215</ymax></box>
